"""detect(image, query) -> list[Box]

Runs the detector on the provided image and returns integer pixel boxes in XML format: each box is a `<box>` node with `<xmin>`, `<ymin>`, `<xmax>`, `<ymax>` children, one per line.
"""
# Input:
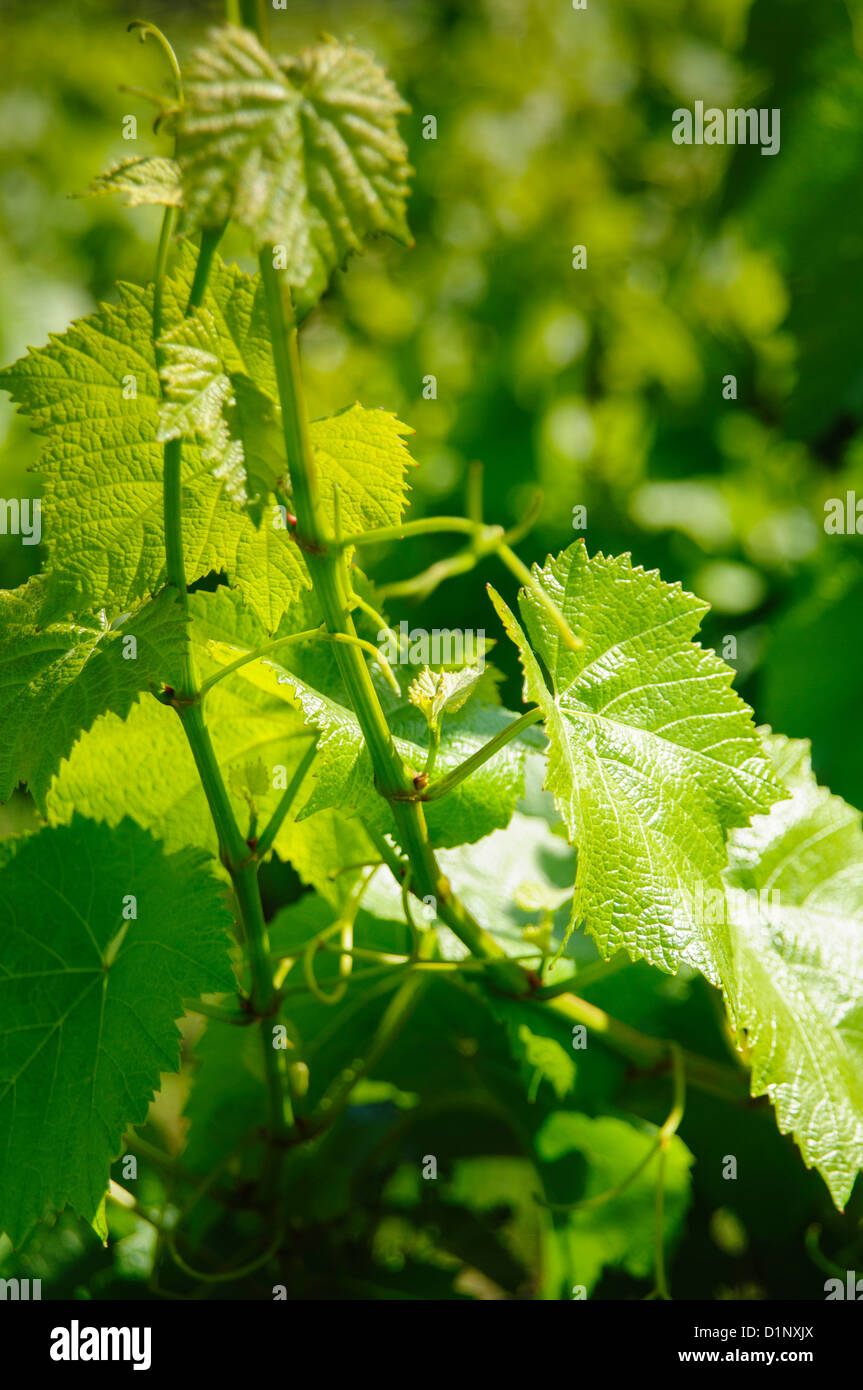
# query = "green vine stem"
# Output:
<box><xmin>340</xmin><ymin>515</ymin><xmax>489</xmax><ymax>547</ymax></box>
<box><xmin>300</xmin><ymin>965</ymin><xmax>432</xmax><ymax>1144</ymax></box>
<box><xmin>348</xmin><ymin>516</ymin><xmax>582</xmax><ymax>653</ymax></box>
<box><xmin>156</xmin><ymin>223</ymin><xmax>290</xmax><ymax>1155</ymax></box>
<box><xmin>256</xmin><ymin>252</ymin><xmax>517</xmax><ymax>978</ymax></box>
<box><xmin>543</xmin><ymin>989</ymin><xmax>751</xmax><ymax>1104</ymax></box>
<box><xmin>127</xmin><ymin>19</ymin><xmax>184</xmax><ymax>98</ymax></box>
<box><xmin>197</xmin><ymin>628</ymin><xmax>322</xmax><ymax>696</ymax></box>
<box><xmin>152</xmin><ymin>206</ymin><xmax>178</xmax><ymax>347</ymax></box>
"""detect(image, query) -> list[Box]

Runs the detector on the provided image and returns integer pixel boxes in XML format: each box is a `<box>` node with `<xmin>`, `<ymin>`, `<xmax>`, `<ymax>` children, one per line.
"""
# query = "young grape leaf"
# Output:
<box><xmin>310</xmin><ymin>403</ymin><xmax>416</xmax><ymax>538</ymax></box>
<box><xmin>193</xmin><ymin>580</ymin><xmax>513</xmax><ymax>846</ymax></box>
<box><xmin>724</xmin><ymin>732</ymin><xmax>863</xmax><ymax>1209</ymax></box>
<box><xmin>512</xmin><ymin>1023</ymin><xmax>577</xmax><ymax>1102</ymax></box>
<box><xmin>158</xmin><ymin>308</ymin><xmax>236</xmax><ymax>448</ymax></box>
<box><xmin>176</xmin><ymin>25</ymin><xmax>412</xmax><ymax>300</ymax></box>
<box><xmin>162</xmin><ymin>249</ymin><xmax>310</xmax><ymax>618</ymax></box>
<box><xmin>0</xmin><ymin>579</ymin><xmax>185</xmax><ymax>809</ymax></box>
<box><xmin>0</xmin><ymin>817</ymin><xmax>234</xmax><ymax>1247</ymax></box>
<box><xmin>408</xmin><ymin>664</ymin><xmax>483</xmax><ymax>728</ymax></box>
<box><xmin>0</xmin><ymin>254</ymin><xmax>309</xmax><ymax>630</ymax></box>
<box><xmin>280</xmin><ymin>672</ymin><xmax>526</xmax><ymax>849</ymax></box>
<box><xmin>489</xmin><ymin>541</ymin><xmax>783</xmax><ymax>983</ymax></box>
<box><xmin>221</xmin><ymin>377</ymin><xmax>287</xmax><ymax>524</ymax></box>
<box><xmin>80</xmin><ymin>156</ymin><xmax>183</xmax><ymax>207</ymax></box>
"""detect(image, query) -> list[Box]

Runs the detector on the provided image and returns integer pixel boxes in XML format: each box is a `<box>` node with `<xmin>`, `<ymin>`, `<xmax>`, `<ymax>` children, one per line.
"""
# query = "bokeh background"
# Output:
<box><xmin>1</xmin><ymin>0</ymin><xmax>862</xmax><ymax>1298</ymax></box>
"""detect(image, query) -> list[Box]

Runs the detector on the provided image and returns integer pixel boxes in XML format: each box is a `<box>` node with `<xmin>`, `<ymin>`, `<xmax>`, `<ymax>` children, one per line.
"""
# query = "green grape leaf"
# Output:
<box><xmin>310</xmin><ymin>404</ymin><xmax>416</xmax><ymax>537</ymax></box>
<box><xmin>176</xmin><ymin>25</ymin><xmax>412</xmax><ymax>299</ymax></box>
<box><xmin>275</xmin><ymin>670</ymin><xmax>526</xmax><ymax>849</ymax></box>
<box><xmin>228</xmin><ymin>758</ymin><xmax>270</xmax><ymax>802</ymax></box>
<box><xmin>724</xmin><ymin>732</ymin><xmax>863</xmax><ymax>1209</ymax></box>
<box><xmin>0</xmin><ymin>579</ymin><xmax>185</xmax><ymax>809</ymax></box>
<box><xmin>0</xmin><ymin>252</ymin><xmax>309</xmax><ymax>631</ymax></box>
<box><xmin>489</xmin><ymin>541</ymin><xmax>782</xmax><ymax>983</ymax></box>
<box><xmin>158</xmin><ymin>309</ymin><xmax>288</xmax><ymax>527</ymax></box>
<box><xmin>0</xmin><ymin>817</ymin><xmax>234</xmax><ymax>1247</ymax></box>
<box><xmin>158</xmin><ymin>308</ymin><xmax>236</xmax><ymax>448</ymax></box>
<box><xmin>225</xmin><ymin>376</ymin><xmax>287</xmax><ymax>524</ymax></box>
<box><xmin>536</xmin><ymin>1112</ymin><xmax>693</xmax><ymax>1296</ymax></box>
<box><xmin>80</xmin><ymin>156</ymin><xmax>183</xmax><ymax>207</ymax></box>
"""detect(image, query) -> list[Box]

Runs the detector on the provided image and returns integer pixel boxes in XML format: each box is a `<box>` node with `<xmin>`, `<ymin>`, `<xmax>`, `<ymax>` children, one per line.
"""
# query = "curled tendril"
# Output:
<box><xmin>302</xmin><ymin>918</ymin><xmax>350</xmax><ymax>1005</ymax></box>
<box><xmin>127</xmin><ymin>20</ymin><xmax>184</xmax><ymax>103</ymax></box>
<box><xmin>805</xmin><ymin>1224</ymin><xmax>848</xmax><ymax>1280</ymax></box>
<box><xmin>167</xmin><ymin>1225</ymin><xmax>282</xmax><ymax>1285</ymax></box>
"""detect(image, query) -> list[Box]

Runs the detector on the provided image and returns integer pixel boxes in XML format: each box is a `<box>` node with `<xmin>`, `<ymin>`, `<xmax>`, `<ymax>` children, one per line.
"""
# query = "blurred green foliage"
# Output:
<box><xmin>1</xmin><ymin>0</ymin><xmax>862</xmax><ymax>1299</ymax></box>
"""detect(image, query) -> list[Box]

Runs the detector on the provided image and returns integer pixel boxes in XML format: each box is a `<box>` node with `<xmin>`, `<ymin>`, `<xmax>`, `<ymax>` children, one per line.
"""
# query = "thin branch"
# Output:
<box><xmin>421</xmin><ymin>707</ymin><xmax>545</xmax><ymax>802</ymax></box>
<box><xmin>254</xmin><ymin>737</ymin><xmax>318</xmax><ymax>861</ymax></box>
<box><xmin>495</xmin><ymin>539</ymin><xmax>583</xmax><ymax>653</ymax></box>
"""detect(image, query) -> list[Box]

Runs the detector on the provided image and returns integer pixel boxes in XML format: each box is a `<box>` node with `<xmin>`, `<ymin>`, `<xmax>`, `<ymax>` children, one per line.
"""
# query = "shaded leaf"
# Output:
<box><xmin>0</xmin><ymin>579</ymin><xmax>185</xmax><ymax>809</ymax></box>
<box><xmin>0</xmin><ymin>818</ymin><xmax>234</xmax><ymax>1247</ymax></box>
<box><xmin>536</xmin><ymin>1112</ymin><xmax>692</xmax><ymax>1296</ymax></box>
